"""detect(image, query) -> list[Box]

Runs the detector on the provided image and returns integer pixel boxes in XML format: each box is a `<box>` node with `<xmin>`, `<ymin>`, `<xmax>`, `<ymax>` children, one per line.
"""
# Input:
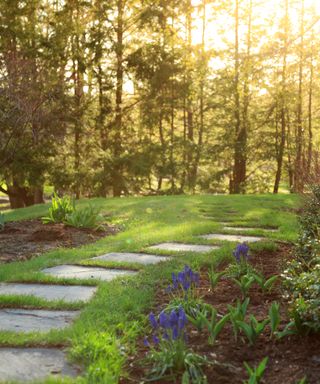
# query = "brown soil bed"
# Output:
<box><xmin>121</xmin><ymin>246</ymin><xmax>320</xmax><ymax>384</ymax></box>
<box><xmin>0</xmin><ymin>219</ymin><xmax>118</xmax><ymax>264</ymax></box>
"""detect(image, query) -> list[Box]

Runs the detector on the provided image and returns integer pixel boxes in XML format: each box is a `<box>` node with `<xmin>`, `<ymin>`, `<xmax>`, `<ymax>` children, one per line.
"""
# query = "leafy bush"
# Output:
<box><xmin>0</xmin><ymin>212</ymin><xmax>5</xmax><ymax>231</ymax></box>
<box><xmin>65</xmin><ymin>205</ymin><xmax>102</xmax><ymax>229</ymax></box>
<box><xmin>282</xmin><ymin>185</ymin><xmax>320</xmax><ymax>333</ymax></box>
<box><xmin>42</xmin><ymin>193</ymin><xmax>75</xmax><ymax>224</ymax></box>
<box><xmin>296</xmin><ymin>185</ymin><xmax>320</xmax><ymax>263</ymax></box>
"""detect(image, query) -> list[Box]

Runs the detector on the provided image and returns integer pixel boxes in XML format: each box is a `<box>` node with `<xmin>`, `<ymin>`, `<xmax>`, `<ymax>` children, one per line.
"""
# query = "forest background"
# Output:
<box><xmin>0</xmin><ymin>0</ymin><xmax>319</xmax><ymax>208</ymax></box>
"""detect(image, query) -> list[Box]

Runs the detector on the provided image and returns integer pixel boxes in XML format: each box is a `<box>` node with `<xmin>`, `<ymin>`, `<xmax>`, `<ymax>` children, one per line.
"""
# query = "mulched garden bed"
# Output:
<box><xmin>0</xmin><ymin>219</ymin><xmax>118</xmax><ymax>264</ymax></box>
<box><xmin>121</xmin><ymin>245</ymin><xmax>320</xmax><ymax>384</ymax></box>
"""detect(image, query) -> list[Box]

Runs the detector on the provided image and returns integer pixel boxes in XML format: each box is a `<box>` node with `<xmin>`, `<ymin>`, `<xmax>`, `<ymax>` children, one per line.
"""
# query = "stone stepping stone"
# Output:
<box><xmin>0</xmin><ymin>348</ymin><xmax>78</xmax><ymax>382</ymax></box>
<box><xmin>198</xmin><ymin>234</ymin><xmax>264</xmax><ymax>242</ymax></box>
<box><xmin>91</xmin><ymin>252</ymin><xmax>170</xmax><ymax>265</ymax></box>
<box><xmin>0</xmin><ymin>309</ymin><xmax>79</xmax><ymax>333</ymax></box>
<box><xmin>149</xmin><ymin>243</ymin><xmax>218</xmax><ymax>253</ymax></box>
<box><xmin>42</xmin><ymin>265</ymin><xmax>137</xmax><ymax>281</ymax></box>
<box><xmin>223</xmin><ymin>226</ymin><xmax>278</xmax><ymax>232</ymax></box>
<box><xmin>0</xmin><ymin>283</ymin><xmax>97</xmax><ymax>303</ymax></box>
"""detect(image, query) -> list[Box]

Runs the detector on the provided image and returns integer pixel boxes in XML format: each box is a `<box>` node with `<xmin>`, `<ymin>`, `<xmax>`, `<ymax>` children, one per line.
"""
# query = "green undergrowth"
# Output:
<box><xmin>0</xmin><ymin>194</ymin><xmax>300</xmax><ymax>383</ymax></box>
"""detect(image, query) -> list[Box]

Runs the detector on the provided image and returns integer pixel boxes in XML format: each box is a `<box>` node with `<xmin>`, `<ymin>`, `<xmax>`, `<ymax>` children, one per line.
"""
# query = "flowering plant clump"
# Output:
<box><xmin>143</xmin><ymin>307</ymin><xmax>208</xmax><ymax>382</ymax></box>
<box><xmin>233</xmin><ymin>243</ymin><xmax>250</xmax><ymax>263</ymax></box>
<box><xmin>144</xmin><ymin>307</ymin><xmax>188</xmax><ymax>347</ymax></box>
<box><xmin>166</xmin><ymin>265</ymin><xmax>200</xmax><ymax>295</ymax></box>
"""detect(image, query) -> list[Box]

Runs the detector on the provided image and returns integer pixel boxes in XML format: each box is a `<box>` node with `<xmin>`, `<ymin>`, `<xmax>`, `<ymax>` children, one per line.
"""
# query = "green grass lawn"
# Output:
<box><xmin>0</xmin><ymin>194</ymin><xmax>300</xmax><ymax>383</ymax></box>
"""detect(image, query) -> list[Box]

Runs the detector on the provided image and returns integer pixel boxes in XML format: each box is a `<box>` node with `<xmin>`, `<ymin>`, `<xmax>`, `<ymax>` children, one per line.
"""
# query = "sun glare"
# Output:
<box><xmin>191</xmin><ymin>0</ymin><xmax>320</xmax><ymax>50</ymax></box>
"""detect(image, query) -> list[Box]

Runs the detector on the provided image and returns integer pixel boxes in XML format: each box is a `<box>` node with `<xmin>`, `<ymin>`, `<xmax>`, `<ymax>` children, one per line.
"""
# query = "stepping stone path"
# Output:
<box><xmin>91</xmin><ymin>252</ymin><xmax>170</xmax><ymax>265</ymax></box>
<box><xmin>0</xmin><ymin>348</ymin><xmax>78</xmax><ymax>382</ymax></box>
<box><xmin>223</xmin><ymin>226</ymin><xmax>278</xmax><ymax>233</ymax></box>
<box><xmin>0</xmin><ymin>309</ymin><xmax>79</xmax><ymax>333</ymax></box>
<box><xmin>149</xmin><ymin>242</ymin><xmax>218</xmax><ymax>253</ymax></box>
<box><xmin>0</xmin><ymin>213</ymin><xmax>276</xmax><ymax>381</ymax></box>
<box><xmin>42</xmin><ymin>265</ymin><xmax>137</xmax><ymax>281</ymax></box>
<box><xmin>0</xmin><ymin>283</ymin><xmax>97</xmax><ymax>303</ymax></box>
<box><xmin>198</xmin><ymin>233</ymin><xmax>264</xmax><ymax>242</ymax></box>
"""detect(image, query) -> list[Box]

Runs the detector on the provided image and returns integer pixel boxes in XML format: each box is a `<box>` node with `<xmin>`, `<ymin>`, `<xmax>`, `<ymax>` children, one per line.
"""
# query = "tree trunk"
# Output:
<box><xmin>293</xmin><ymin>0</ymin><xmax>304</xmax><ymax>192</ymax></box>
<box><xmin>307</xmin><ymin>38</ymin><xmax>313</xmax><ymax>178</ymax></box>
<box><xmin>112</xmin><ymin>0</ymin><xmax>124</xmax><ymax>197</ymax></box>
<box><xmin>232</xmin><ymin>0</ymin><xmax>246</xmax><ymax>194</ymax></box>
<box><xmin>273</xmin><ymin>0</ymin><xmax>289</xmax><ymax>194</ymax></box>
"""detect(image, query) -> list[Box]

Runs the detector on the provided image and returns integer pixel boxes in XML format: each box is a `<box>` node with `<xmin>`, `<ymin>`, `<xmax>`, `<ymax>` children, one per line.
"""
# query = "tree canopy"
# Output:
<box><xmin>0</xmin><ymin>0</ymin><xmax>319</xmax><ymax>207</ymax></box>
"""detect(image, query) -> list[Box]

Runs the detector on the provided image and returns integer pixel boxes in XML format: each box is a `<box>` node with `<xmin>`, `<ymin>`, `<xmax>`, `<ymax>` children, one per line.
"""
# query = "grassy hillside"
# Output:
<box><xmin>0</xmin><ymin>194</ymin><xmax>300</xmax><ymax>382</ymax></box>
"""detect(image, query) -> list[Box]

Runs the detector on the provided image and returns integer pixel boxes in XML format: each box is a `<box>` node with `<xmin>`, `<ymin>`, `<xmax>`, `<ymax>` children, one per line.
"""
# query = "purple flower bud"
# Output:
<box><xmin>149</xmin><ymin>313</ymin><xmax>158</xmax><ymax>329</ymax></box>
<box><xmin>159</xmin><ymin>311</ymin><xmax>169</xmax><ymax>328</ymax></box>
<box><xmin>169</xmin><ymin>310</ymin><xmax>178</xmax><ymax>327</ymax></box>
<box><xmin>178</xmin><ymin>307</ymin><xmax>187</xmax><ymax>329</ymax></box>
<box><xmin>152</xmin><ymin>335</ymin><xmax>160</xmax><ymax>344</ymax></box>
<box><xmin>165</xmin><ymin>285</ymin><xmax>172</xmax><ymax>294</ymax></box>
<box><xmin>178</xmin><ymin>272</ymin><xmax>185</xmax><ymax>284</ymax></box>
<box><xmin>172</xmin><ymin>326</ymin><xmax>179</xmax><ymax>340</ymax></box>
<box><xmin>182</xmin><ymin>280</ymin><xmax>191</xmax><ymax>291</ymax></box>
<box><xmin>143</xmin><ymin>337</ymin><xmax>149</xmax><ymax>347</ymax></box>
<box><xmin>163</xmin><ymin>331</ymin><xmax>169</xmax><ymax>340</ymax></box>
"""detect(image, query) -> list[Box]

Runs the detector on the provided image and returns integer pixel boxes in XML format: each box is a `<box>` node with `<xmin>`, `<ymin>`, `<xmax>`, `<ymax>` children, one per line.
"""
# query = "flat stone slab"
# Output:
<box><xmin>149</xmin><ymin>243</ymin><xmax>219</xmax><ymax>253</ymax></box>
<box><xmin>0</xmin><ymin>309</ymin><xmax>79</xmax><ymax>333</ymax></box>
<box><xmin>42</xmin><ymin>265</ymin><xmax>137</xmax><ymax>281</ymax></box>
<box><xmin>198</xmin><ymin>234</ymin><xmax>264</xmax><ymax>242</ymax></box>
<box><xmin>0</xmin><ymin>348</ymin><xmax>78</xmax><ymax>382</ymax></box>
<box><xmin>0</xmin><ymin>283</ymin><xmax>97</xmax><ymax>303</ymax></box>
<box><xmin>223</xmin><ymin>226</ymin><xmax>278</xmax><ymax>232</ymax></box>
<box><xmin>91</xmin><ymin>252</ymin><xmax>170</xmax><ymax>265</ymax></box>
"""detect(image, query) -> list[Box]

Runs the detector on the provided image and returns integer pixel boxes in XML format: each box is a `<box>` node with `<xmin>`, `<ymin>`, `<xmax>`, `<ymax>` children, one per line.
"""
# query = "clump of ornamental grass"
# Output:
<box><xmin>143</xmin><ymin>307</ymin><xmax>208</xmax><ymax>383</ymax></box>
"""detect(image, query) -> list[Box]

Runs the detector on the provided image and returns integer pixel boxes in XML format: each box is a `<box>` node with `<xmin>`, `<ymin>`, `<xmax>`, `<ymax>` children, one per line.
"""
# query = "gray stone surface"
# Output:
<box><xmin>0</xmin><ymin>283</ymin><xmax>97</xmax><ymax>303</ymax></box>
<box><xmin>0</xmin><ymin>309</ymin><xmax>79</xmax><ymax>333</ymax></box>
<box><xmin>198</xmin><ymin>234</ymin><xmax>264</xmax><ymax>242</ymax></box>
<box><xmin>42</xmin><ymin>265</ymin><xmax>137</xmax><ymax>281</ymax></box>
<box><xmin>223</xmin><ymin>226</ymin><xmax>278</xmax><ymax>232</ymax></box>
<box><xmin>91</xmin><ymin>252</ymin><xmax>170</xmax><ymax>264</ymax></box>
<box><xmin>149</xmin><ymin>243</ymin><xmax>219</xmax><ymax>253</ymax></box>
<box><xmin>0</xmin><ymin>348</ymin><xmax>78</xmax><ymax>382</ymax></box>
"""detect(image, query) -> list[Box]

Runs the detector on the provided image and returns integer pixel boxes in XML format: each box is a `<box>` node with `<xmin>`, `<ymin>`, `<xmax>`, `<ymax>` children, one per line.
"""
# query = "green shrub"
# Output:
<box><xmin>296</xmin><ymin>184</ymin><xmax>320</xmax><ymax>263</ymax></box>
<box><xmin>42</xmin><ymin>193</ymin><xmax>75</xmax><ymax>224</ymax></box>
<box><xmin>282</xmin><ymin>184</ymin><xmax>320</xmax><ymax>333</ymax></box>
<box><xmin>65</xmin><ymin>205</ymin><xmax>102</xmax><ymax>229</ymax></box>
<box><xmin>0</xmin><ymin>212</ymin><xmax>5</xmax><ymax>231</ymax></box>
<box><xmin>283</xmin><ymin>265</ymin><xmax>320</xmax><ymax>333</ymax></box>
